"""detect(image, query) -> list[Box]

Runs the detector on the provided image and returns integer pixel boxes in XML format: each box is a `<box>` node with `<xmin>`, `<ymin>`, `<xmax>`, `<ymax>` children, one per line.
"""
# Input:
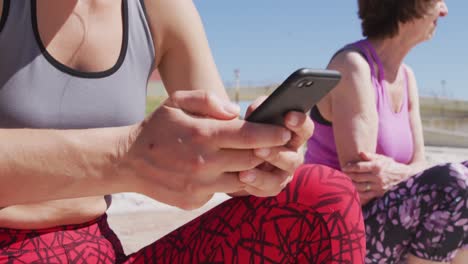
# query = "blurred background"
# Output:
<box><xmin>147</xmin><ymin>0</ymin><xmax>468</xmax><ymax>147</ymax></box>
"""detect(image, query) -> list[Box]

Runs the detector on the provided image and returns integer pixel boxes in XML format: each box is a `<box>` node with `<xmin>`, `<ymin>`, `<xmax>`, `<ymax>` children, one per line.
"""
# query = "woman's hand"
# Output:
<box><xmin>118</xmin><ymin>90</ymin><xmax>293</xmax><ymax>210</ymax></box>
<box><xmin>342</xmin><ymin>152</ymin><xmax>408</xmax><ymax>205</ymax></box>
<box><xmin>229</xmin><ymin>97</ymin><xmax>314</xmax><ymax>197</ymax></box>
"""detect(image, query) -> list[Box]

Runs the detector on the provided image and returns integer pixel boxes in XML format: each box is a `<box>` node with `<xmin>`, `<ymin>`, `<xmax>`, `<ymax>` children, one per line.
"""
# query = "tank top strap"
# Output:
<box><xmin>351</xmin><ymin>40</ymin><xmax>378</xmax><ymax>80</ymax></box>
<box><xmin>126</xmin><ymin>0</ymin><xmax>156</xmax><ymax>71</ymax></box>
<box><xmin>0</xmin><ymin>0</ymin><xmax>29</xmax><ymax>35</ymax></box>
<box><xmin>360</xmin><ymin>39</ymin><xmax>385</xmax><ymax>83</ymax></box>
<box><xmin>351</xmin><ymin>40</ymin><xmax>386</xmax><ymax>107</ymax></box>
<box><xmin>330</xmin><ymin>40</ymin><xmax>380</xmax><ymax>84</ymax></box>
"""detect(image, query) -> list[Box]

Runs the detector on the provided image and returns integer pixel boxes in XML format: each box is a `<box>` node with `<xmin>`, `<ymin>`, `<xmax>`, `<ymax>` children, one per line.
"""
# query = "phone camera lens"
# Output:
<box><xmin>297</xmin><ymin>81</ymin><xmax>306</xmax><ymax>88</ymax></box>
<box><xmin>305</xmin><ymin>81</ymin><xmax>314</xmax><ymax>87</ymax></box>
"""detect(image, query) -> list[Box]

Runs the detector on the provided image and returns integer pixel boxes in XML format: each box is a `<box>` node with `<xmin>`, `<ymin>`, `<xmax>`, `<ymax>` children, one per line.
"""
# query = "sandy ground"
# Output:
<box><xmin>107</xmin><ymin>146</ymin><xmax>468</xmax><ymax>255</ymax></box>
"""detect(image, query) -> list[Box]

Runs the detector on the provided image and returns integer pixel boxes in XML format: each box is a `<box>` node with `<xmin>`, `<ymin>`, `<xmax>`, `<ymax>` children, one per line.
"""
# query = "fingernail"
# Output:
<box><xmin>283</xmin><ymin>131</ymin><xmax>292</xmax><ymax>142</ymax></box>
<box><xmin>223</xmin><ymin>102</ymin><xmax>240</xmax><ymax>115</ymax></box>
<box><xmin>255</xmin><ymin>148</ymin><xmax>270</xmax><ymax>158</ymax></box>
<box><xmin>287</xmin><ymin>114</ymin><xmax>299</xmax><ymax>126</ymax></box>
<box><xmin>240</xmin><ymin>171</ymin><xmax>256</xmax><ymax>183</ymax></box>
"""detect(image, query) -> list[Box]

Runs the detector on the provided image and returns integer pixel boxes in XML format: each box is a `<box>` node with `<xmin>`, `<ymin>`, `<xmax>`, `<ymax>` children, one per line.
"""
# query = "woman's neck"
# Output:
<box><xmin>367</xmin><ymin>35</ymin><xmax>416</xmax><ymax>81</ymax></box>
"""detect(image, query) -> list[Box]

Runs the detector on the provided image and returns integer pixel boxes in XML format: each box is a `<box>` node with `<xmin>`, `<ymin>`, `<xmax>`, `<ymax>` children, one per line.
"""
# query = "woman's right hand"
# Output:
<box><xmin>343</xmin><ymin>152</ymin><xmax>412</xmax><ymax>205</ymax></box>
<box><xmin>118</xmin><ymin>90</ymin><xmax>292</xmax><ymax>210</ymax></box>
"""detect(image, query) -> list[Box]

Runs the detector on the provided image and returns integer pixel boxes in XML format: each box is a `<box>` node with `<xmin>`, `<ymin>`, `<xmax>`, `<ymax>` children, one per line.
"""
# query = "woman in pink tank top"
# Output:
<box><xmin>304</xmin><ymin>0</ymin><xmax>468</xmax><ymax>263</ymax></box>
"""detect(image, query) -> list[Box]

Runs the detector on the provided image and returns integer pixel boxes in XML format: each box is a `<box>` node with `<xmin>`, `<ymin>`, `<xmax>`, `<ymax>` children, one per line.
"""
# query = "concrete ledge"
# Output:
<box><xmin>420</xmin><ymin>97</ymin><xmax>468</xmax><ymax>118</ymax></box>
<box><xmin>424</xmin><ymin>127</ymin><xmax>468</xmax><ymax>148</ymax></box>
<box><xmin>422</xmin><ymin>118</ymin><xmax>468</xmax><ymax>133</ymax></box>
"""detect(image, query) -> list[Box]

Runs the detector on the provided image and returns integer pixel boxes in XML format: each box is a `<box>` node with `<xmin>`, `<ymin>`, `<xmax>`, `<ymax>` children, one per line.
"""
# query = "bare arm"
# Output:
<box><xmin>332</xmin><ymin>54</ymin><xmax>427</xmax><ymax>203</ymax></box>
<box><xmin>0</xmin><ymin>91</ymin><xmax>294</xmax><ymax>210</ymax></box>
<box><xmin>145</xmin><ymin>0</ymin><xmax>228</xmax><ymax>100</ymax></box>
<box><xmin>328</xmin><ymin>51</ymin><xmax>379</xmax><ymax>167</ymax></box>
<box><xmin>0</xmin><ymin>126</ymin><xmax>133</xmax><ymax>207</ymax></box>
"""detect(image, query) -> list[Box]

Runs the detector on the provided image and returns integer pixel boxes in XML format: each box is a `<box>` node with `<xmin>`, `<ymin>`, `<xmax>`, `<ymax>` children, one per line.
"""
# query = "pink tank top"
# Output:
<box><xmin>304</xmin><ymin>39</ymin><xmax>414</xmax><ymax>170</ymax></box>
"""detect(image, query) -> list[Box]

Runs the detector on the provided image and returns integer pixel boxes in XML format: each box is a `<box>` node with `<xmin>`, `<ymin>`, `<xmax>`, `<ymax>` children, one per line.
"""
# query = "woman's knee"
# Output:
<box><xmin>283</xmin><ymin>164</ymin><xmax>360</xmax><ymax>211</ymax></box>
<box><xmin>415</xmin><ymin>163</ymin><xmax>467</xmax><ymax>198</ymax></box>
<box><xmin>462</xmin><ymin>160</ymin><xmax>468</xmax><ymax>167</ymax></box>
<box><xmin>286</xmin><ymin>164</ymin><xmax>366</xmax><ymax>263</ymax></box>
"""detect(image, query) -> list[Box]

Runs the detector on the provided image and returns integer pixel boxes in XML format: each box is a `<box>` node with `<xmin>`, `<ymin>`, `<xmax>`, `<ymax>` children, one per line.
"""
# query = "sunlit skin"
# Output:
<box><xmin>0</xmin><ymin>0</ymin><xmax>313</xmax><ymax>231</ymax></box>
<box><xmin>407</xmin><ymin>0</ymin><xmax>448</xmax><ymax>42</ymax></box>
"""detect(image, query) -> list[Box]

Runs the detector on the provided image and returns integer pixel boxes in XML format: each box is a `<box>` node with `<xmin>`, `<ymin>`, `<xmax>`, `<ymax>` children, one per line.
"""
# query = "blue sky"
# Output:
<box><xmin>194</xmin><ymin>0</ymin><xmax>468</xmax><ymax>100</ymax></box>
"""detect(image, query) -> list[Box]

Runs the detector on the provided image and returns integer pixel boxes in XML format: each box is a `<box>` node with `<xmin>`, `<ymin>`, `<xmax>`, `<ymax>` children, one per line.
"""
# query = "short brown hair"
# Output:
<box><xmin>358</xmin><ymin>0</ymin><xmax>436</xmax><ymax>39</ymax></box>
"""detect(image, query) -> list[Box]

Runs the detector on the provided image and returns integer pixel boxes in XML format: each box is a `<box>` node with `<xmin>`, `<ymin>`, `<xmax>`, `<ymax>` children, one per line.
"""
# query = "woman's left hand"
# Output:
<box><xmin>342</xmin><ymin>152</ymin><xmax>403</xmax><ymax>205</ymax></box>
<box><xmin>231</xmin><ymin>97</ymin><xmax>314</xmax><ymax>197</ymax></box>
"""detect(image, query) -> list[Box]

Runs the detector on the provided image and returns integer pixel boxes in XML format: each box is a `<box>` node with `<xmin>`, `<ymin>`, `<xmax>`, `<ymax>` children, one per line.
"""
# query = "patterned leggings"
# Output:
<box><xmin>364</xmin><ymin>161</ymin><xmax>468</xmax><ymax>263</ymax></box>
<box><xmin>0</xmin><ymin>165</ymin><xmax>365</xmax><ymax>264</ymax></box>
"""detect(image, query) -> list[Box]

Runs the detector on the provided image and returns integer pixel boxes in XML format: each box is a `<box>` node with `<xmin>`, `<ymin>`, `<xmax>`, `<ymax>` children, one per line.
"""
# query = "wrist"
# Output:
<box><xmin>104</xmin><ymin>124</ymin><xmax>142</xmax><ymax>194</ymax></box>
<box><xmin>384</xmin><ymin>160</ymin><xmax>409</xmax><ymax>187</ymax></box>
<box><xmin>396</xmin><ymin>163</ymin><xmax>414</xmax><ymax>182</ymax></box>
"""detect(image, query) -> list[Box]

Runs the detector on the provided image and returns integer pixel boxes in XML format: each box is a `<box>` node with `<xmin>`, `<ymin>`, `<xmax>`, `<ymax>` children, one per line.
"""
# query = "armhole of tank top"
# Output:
<box><xmin>138</xmin><ymin>0</ymin><xmax>156</xmax><ymax>73</ymax></box>
<box><xmin>310</xmin><ymin>106</ymin><xmax>332</xmax><ymax>126</ymax></box>
<box><xmin>139</xmin><ymin>0</ymin><xmax>148</xmax><ymax>18</ymax></box>
<box><xmin>0</xmin><ymin>0</ymin><xmax>11</xmax><ymax>34</ymax></box>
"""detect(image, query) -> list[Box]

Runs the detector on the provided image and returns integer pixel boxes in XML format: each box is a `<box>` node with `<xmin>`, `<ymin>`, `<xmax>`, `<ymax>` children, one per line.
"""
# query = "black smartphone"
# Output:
<box><xmin>246</xmin><ymin>68</ymin><xmax>341</xmax><ymax>126</ymax></box>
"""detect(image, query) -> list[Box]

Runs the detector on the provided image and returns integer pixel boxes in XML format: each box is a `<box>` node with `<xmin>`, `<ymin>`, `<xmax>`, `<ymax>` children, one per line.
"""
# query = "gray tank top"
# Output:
<box><xmin>0</xmin><ymin>0</ymin><xmax>155</xmax><ymax>129</ymax></box>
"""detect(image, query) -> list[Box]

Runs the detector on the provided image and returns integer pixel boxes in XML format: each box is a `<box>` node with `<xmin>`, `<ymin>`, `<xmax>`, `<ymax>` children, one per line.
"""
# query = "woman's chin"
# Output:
<box><xmin>424</xmin><ymin>31</ymin><xmax>435</xmax><ymax>41</ymax></box>
<box><xmin>427</xmin><ymin>33</ymin><xmax>435</xmax><ymax>41</ymax></box>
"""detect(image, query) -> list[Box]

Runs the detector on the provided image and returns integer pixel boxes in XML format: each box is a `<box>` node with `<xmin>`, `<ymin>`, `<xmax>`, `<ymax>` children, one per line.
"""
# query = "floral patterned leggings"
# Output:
<box><xmin>363</xmin><ymin>161</ymin><xmax>468</xmax><ymax>263</ymax></box>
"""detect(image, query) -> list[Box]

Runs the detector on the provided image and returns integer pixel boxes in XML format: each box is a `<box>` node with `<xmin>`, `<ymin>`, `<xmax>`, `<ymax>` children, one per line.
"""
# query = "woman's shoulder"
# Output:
<box><xmin>141</xmin><ymin>0</ymin><xmax>206</xmax><ymax>65</ymax></box>
<box><xmin>329</xmin><ymin>48</ymin><xmax>371</xmax><ymax>78</ymax></box>
<box><xmin>327</xmin><ymin>44</ymin><xmax>376</xmax><ymax>105</ymax></box>
<box><xmin>330</xmin><ymin>40</ymin><xmax>368</xmax><ymax>64</ymax></box>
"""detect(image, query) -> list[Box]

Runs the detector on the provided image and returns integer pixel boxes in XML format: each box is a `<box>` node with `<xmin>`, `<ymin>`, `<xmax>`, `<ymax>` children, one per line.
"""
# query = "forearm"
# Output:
<box><xmin>0</xmin><ymin>126</ymin><xmax>134</xmax><ymax>207</ymax></box>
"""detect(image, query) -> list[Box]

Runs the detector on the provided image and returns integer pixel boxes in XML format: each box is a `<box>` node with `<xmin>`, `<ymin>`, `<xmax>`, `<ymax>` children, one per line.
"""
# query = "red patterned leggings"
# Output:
<box><xmin>0</xmin><ymin>165</ymin><xmax>365</xmax><ymax>263</ymax></box>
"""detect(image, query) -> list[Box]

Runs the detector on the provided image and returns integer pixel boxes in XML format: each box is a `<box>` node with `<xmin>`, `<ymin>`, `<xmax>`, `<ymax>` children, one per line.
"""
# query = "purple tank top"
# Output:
<box><xmin>304</xmin><ymin>39</ymin><xmax>414</xmax><ymax>170</ymax></box>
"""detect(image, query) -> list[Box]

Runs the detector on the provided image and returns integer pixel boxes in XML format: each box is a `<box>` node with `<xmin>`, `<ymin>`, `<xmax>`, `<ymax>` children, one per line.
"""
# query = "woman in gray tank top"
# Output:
<box><xmin>0</xmin><ymin>0</ymin><xmax>366</xmax><ymax>263</ymax></box>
